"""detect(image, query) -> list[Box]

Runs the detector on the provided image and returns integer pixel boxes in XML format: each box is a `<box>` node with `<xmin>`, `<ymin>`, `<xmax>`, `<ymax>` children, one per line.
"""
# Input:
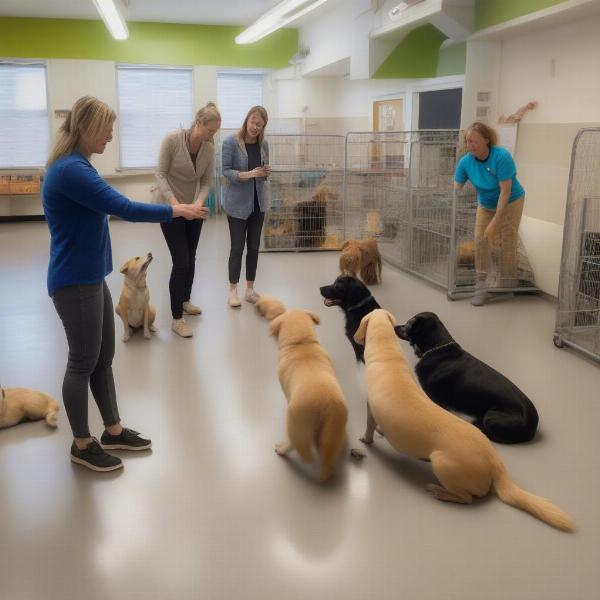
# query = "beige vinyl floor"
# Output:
<box><xmin>0</xmin><ymin>217</ymin><xmax>599</xmax><ymax>600</ymax></box>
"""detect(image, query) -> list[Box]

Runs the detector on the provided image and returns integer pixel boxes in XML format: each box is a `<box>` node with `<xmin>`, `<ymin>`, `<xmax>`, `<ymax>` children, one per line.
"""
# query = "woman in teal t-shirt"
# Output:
<box><xmin>454</xmin><ymin>122</ymin><xmax>525</xmax><ymax>306</ymax></box>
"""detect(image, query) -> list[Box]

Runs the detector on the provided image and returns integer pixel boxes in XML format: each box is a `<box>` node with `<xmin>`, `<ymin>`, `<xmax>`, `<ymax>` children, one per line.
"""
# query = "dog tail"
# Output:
<box><xmin>255</xmin><ymin>295</ymin><xmax>286</xmax><ymax>322</ymax></box>
<box><xmin>491</xmin><ymin>458</ymin><xmax>575</xmax><ymax>532</ymax></box>
<box><xmin>360</xmin><ymin>242</ymin><xmax>382</xmax><ymax>285</ymax></box>
<box><xmin>317</xmin><ymin>403</ymin><xmax>348</xmax><ymax>482</ymax></box>
<box><xmin>45</xmin><ymin>397</ymin><xmax>60</xmax><ymax>427</ymax></box>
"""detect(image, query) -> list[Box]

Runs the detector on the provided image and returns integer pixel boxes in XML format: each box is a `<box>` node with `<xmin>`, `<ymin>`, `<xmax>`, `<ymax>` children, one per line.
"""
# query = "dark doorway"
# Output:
<box><xmin>418</xmin><ymin>88</ymin><xmax>462</xmax><ymax>129</ymax></box>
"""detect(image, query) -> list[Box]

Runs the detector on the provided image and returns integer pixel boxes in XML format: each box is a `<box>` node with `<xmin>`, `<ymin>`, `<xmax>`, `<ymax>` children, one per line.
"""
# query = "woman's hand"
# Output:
<box><xmin>483</xmin><ymin>218</ymin><xmax>500</xmax><ymax>241</ymax></box>
<box><xmin>172</xmin><ymin>203</ymin><xmax>207</xmax><ymax>220</ymax></box>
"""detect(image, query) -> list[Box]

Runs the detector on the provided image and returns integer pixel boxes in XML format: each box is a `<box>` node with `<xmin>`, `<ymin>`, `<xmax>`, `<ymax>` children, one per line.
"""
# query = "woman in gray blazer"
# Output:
<box><xmin>221</xmin><ymin>106</ymin><xmax>271</xmax><ymax>308</ymax></box>
<box><xmin>155</xmin><ymin>102</ymin><xmax>221</xmax><ymax>337</ymax></box>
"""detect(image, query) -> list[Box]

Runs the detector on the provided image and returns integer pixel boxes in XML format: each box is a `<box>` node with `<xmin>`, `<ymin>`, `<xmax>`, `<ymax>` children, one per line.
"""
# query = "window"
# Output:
<box><xmin>217</xmin><ymin>72</ymin><xmax>264</xmax><ymax>129</ymax></box>
<box><xmin>117</xmin><ymin>65</ymin><xmax>193</xmax><ymax>169</ymax></box>
<box><xmin>0</xmin><ymin>62</ymin><xmax>50</xmax><ymax>168</ymax></box>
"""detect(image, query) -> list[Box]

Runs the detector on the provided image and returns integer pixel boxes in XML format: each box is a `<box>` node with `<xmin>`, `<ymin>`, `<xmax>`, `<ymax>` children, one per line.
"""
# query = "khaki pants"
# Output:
<box><xmin>474</xmin><ymin>197</ymin><xmax>524</xmax><ymax>288</ymax></box>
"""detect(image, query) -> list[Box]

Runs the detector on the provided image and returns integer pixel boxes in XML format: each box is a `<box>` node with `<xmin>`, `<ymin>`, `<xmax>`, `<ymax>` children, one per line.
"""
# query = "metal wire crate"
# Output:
<box><xmin>448</xmin><ymin>184</ymin><xmax>538</xmax><ymax>299</ymax></box>
<box><xmin>344</xmin><ymin>130</ymin><xmax>459</xmax><ymax>288</ymax></box>
<box><xmin>554</xmin><ymin>128</ymin><xmax>600</xmax><ymax>361</ymax></box>
<box><xmin>262</xmin><ymin>135</ymin><xmax>345</xmax><ymax>251</ymax></box>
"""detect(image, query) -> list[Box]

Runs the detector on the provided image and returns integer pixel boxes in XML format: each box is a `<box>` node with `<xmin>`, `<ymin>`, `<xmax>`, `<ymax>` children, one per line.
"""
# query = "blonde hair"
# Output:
<box><xmin>237</xmin><ymin>105</ymin><xmax>269</xmax><ymax>145</ymax></box>
<box><xmin>47</xmin><ymin>96</ymin><xmax>116</xmax><ymax>167</ymax></box>
<box><xmin>464</xmin><ymin>121</ymin><xmax>498</xmax><ymax>148</ymax></box>
<box><xmin>193</xmin><ymin>101</ymin><xmax>221</xmax><ymax>126</ymax></box>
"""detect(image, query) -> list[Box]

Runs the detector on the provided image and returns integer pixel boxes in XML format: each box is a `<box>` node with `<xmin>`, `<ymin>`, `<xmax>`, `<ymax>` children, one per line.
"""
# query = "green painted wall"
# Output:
<box><xmin>373</xmin><ymin>25</ymin><xmax>447</xmax><ymax>79</ymax></box>
<box><xmin>436</xmin><ymin>42</ymin><xmax>466</xmax><ymax>77</ymax></box>
<box><xmin>0</xmin><ymin>18</ymin><xmax>297</xmax><ymax>68</ymax></box>
<box><xmin>475</xmin><ymin>0</ymin><xmax>567</xmax><ymax>30</ymax></box>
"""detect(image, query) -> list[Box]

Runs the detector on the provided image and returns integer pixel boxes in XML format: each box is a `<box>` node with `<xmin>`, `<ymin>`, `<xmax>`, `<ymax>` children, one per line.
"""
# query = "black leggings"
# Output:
<box><xmin>52</xmin><ymin>281</ymin><xmax>120</xmax><ymax>438</ymax></box>
<box><xmin>160</xmin><ymin>217</ymin><xmax>203</xmax><ymax>319</ymax></box>
<box><xmin>227</xmin><ymin>210</ymin><xmax>265</xmax><ymax>284</ymax></box>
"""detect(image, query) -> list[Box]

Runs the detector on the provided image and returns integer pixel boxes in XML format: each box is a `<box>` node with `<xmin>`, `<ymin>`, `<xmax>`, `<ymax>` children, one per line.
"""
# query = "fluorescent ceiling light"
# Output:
<box><xmin>235</xmin><ymin>0</ymin><xmax>329</xmax><ymax>45</ymax></box>
<box><xmin>92</xmin><ymin>0</ymin><xmax>129</xmax><ymax>40</ymax></box>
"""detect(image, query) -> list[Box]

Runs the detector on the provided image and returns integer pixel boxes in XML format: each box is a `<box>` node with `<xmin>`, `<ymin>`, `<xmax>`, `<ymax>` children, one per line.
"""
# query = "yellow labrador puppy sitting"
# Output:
<box><xmin>115</xmin><ymin>253</ymin><xmax>156</xmax><ymax>342</ymax></box>
<box><xmin>354</xmin><ymin>309</ymin><xmax>574</xmax><ymax>532</ymax></box>
<box><xmin>0</xmin><ymin>386</ymin><xmax>59</xmax><ymax>429</ymax></box>
<box><xmin>257</xmin><ymin>297</ymin><xmax>348</xmax><ymax>481</ymax></box>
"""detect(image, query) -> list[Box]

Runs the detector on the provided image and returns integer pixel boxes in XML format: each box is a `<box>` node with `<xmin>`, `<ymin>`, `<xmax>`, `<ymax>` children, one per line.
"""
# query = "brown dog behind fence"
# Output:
<box><xmin>339</xmin><ymin>239</ymin><xmax>383</xmax><ymax>285</ymax></box>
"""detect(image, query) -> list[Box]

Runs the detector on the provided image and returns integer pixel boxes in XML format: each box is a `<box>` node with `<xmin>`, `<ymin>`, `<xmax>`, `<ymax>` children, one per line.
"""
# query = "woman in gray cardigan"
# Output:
<box><xmin>221</xmin><ymin>105</ymin><xmax>271</xmax><ymax>308</ymax></box>
<box><xmin>155</xmin><ymin>102</ymin><xmax>221</xmax><ymax>337</ymax></box>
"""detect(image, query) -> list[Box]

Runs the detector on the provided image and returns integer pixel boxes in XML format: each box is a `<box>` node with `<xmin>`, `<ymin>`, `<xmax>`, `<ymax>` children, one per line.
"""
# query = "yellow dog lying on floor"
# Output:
<box><xmin>0</xmin><ymin>386</ymin><xmax>59</xmax><ymax>429</ymax></box>
<box><xmin>256</xmin><ymin>296</ymin><xmax>348</xmax><ymax>481</ymax></box>
<box><xmin>354</xmin><ymin>309</ymin><xmax>575</xmax><ymax>532</ymax></box>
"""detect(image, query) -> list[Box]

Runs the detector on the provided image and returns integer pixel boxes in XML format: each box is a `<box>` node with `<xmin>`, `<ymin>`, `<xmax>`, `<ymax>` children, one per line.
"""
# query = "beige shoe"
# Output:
<box><xmin>244</xmin><ymin>288</ymin><xmax>260</xmax><ymax>304</ymax></box>
<box><xmin>228</xmin><ymin>287</ymin><xmax>242</xmax><ymax>308</ymax></box>
<box><xmin>183</xmin><ymin>301</ymin><xmax>202</xmax><ymax>315</ymax></box>
<box><xmin>172</xmin><ymin>318</ymin><xmax>193</xmax><ymax>338</ymax></box>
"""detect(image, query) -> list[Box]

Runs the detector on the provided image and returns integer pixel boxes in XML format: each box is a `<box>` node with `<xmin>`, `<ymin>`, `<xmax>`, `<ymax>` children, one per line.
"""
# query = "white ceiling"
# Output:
<box><xmin>0</xmin><ymin>0</ymin><xmax>286</xmax><ymax>26</ymax></box>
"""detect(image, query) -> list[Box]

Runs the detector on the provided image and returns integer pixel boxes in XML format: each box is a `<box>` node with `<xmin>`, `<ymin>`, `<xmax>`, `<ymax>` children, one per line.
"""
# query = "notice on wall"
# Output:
<box><xmin>497</xmin><ymin>124</ymin><xmax>518</xmax><ymax>155</ymax></box>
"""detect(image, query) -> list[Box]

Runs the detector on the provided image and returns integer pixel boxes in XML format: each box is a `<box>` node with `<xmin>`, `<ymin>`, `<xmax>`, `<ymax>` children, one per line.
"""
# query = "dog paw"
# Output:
<box><xmin>122</xmin><ymin>334</ymin><xmax>131</xmax><ymax>342</ymax></box>
<box><xmin>350</xmin><ymin>448</ymin><xmax>366</xmax><ymax>459</ymax></box>
<box><xmin>274</xmin><ymin>442</ymin><xmax>290</xmax><ymax>456</ymax></box>
<box><xmin>149</xmin><ymin>324</ymin><xmax>157</xmax><ymax>332</ymax></box>
<box><xmin>359</xmin><ymin>435</ymin><xmax>374</xmax><ymax>445</ymax></box>
<box><xmin>143</xmin><ymin>330</ymin><xmax>151</xmax><ymax>339</ymax></box>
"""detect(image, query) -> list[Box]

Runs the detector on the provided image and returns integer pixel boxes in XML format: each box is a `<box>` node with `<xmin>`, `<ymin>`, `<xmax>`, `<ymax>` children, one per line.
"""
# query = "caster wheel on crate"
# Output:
<box><xmin>553</xmin><ymin>334</ymin><xmax>564</xmax><ymax>349</ymax></box>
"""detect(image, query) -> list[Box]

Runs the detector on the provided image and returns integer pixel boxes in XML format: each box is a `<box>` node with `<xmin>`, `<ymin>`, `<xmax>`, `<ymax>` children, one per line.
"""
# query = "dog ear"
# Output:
<box><xmin>354</xmin><ymin>312</ymin><xmax>372</xmax><ymax>345</ymax></box>
<box><xmin>341</xmin><ymin>240</ymin><xmax>350</xmax><ymax>251</ymax></box>
<box><xmin>384</xmin><ymin>310</ymin><xmax>397</xmax><ymax>327</ymax></box>
<box><xmin>269</xmin><ymin>314</ymin><xmax>284</xmax><ymax>338</ymax></box>
<box><xmin>305</xmin><ymin>310</ymin><xmax>320</xmax><ymax>325</ymax></box>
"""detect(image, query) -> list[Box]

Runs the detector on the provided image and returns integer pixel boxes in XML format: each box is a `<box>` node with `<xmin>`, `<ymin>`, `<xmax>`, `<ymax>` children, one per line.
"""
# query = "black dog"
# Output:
<box><xmin>320</xmin><ymin>275</ymin><xmax>380</xmax><ymax>362</ymax></box>
<box><xmin>396</xmin><ymin>312</ymin><xmax>539</xmax><ymax>444</ymax></box>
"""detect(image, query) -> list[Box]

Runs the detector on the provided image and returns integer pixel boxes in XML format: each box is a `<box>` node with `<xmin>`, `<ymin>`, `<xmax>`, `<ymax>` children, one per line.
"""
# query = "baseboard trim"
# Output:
<box><xmin>0</xmin><ymin>215</ymin><xmax>46</xmax><ymax>223</ymax></box>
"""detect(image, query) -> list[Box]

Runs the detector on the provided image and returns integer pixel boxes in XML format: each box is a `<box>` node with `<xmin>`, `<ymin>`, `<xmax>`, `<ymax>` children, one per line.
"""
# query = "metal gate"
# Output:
<box><xmin>554</xmin><ymin>128</ymin><xmax>600</xmax><ymax>361</ymax></box>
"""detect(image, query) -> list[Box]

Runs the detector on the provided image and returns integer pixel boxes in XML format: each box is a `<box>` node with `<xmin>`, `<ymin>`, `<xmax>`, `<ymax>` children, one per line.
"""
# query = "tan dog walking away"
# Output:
<box><xmin>339</xmin><ymin>239</ymin><xmax>383</xmax><ymax>285</ymax></box>
<box><xmin>0</xmin><ymin>386</ymin><xmax>59</xmax><ymax>429</ymax></box>
<box><xmin>354</xmin><ymin>309</ymin><xmax>575</xmax><ymax>532</ymax></box>
<box><xmin>256</xmin><ymin>296</ymin><xmax>348</xmax><ymax>481</ymax></box>
<box><xmin>115</xmin><ymin>253</ymin><xmax>156</xmax><ymax>342</ymax></box>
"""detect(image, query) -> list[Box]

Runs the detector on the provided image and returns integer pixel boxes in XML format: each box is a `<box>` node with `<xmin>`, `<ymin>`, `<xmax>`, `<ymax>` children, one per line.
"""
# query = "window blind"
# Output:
<box><xmin>217</xmin><ymin>72</ymin><xmax>264</xmax><ymax>130</ymax></box>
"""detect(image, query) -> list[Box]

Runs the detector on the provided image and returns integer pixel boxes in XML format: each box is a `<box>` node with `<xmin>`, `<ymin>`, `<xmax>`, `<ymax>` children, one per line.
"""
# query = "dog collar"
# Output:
<box><xmin>347</xmin><ymin>295</ymin><xmax>375</xmax><ymax>312</ymax></box>
<box><xmin>418</xmin><ymin>341</ymin><xmax>459</xmax><ymax>360</ymax></box>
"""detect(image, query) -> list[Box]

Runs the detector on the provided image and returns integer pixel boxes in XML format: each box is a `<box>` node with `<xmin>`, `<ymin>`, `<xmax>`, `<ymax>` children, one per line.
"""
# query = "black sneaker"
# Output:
<box><xmin>100</xmin><ymin>428</ymin><xmax>152</xmax><ymax>451</ymax></box>
<box><xmin>70</xmin><ymin>439</ymin><xmax>123</xmax><ymax>472</ymax></box>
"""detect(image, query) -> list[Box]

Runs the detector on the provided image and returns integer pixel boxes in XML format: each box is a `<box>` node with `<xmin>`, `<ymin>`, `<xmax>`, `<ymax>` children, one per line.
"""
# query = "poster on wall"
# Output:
<box><xmin>497</xmin><ymin>124</ymin><xmax>518</xmax><ymax>155</ymax></box>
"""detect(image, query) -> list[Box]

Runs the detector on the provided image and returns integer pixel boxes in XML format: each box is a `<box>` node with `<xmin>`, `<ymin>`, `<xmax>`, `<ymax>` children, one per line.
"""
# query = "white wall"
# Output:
<box><xmin>461</xmin><ymin>14</ymin><xmax>600</xmax><ymax>296</ymax></box>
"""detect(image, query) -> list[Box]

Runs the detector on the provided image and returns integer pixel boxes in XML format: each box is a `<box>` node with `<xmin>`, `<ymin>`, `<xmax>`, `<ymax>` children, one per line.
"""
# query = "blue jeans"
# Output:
<box><xmin>52</xmin><ymin>281</ymin><xmax>120</xmax><ymax>438</ymax></box>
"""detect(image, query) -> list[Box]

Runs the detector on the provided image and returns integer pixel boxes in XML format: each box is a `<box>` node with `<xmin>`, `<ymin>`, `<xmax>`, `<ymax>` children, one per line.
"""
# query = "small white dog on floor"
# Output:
<box><xmin>0</xmin><ymin>386</ymin><xmax>59</xmax><ymax>429</ymax></box>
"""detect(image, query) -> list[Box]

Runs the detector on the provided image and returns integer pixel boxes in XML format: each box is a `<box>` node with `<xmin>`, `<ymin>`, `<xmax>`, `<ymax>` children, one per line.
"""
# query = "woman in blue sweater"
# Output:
<box><xmin>454</xmin><ymin>122</ymin><xmax>525</xmax><ymax>306</ymax></box>
<box><xmin>43</xmin><ymin>96</ymin><xmax>204</xmax><ymax>472</ymax></box>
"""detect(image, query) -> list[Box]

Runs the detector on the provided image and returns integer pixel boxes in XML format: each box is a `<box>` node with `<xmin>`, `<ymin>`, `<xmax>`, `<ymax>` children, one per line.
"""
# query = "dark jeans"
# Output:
<box><xmin>52</xmin><ymin>281</ymin><xmax>120</xmax><ymax>438</ymax></box>
<box><xmin>160</xmin><ymin>217</ymin><xmax>203</xmax><ymax>319</ymax></box>
<box><xmin>227</xmin><ymin>210</ymin><xmax>265</xmax><ymax>284</ymax></box>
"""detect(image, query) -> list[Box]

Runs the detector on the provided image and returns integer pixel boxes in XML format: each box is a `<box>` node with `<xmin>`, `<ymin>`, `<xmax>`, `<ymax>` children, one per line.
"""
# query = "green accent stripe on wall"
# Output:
<box><xmin>436</xmin><ymin>42</ymin><xmax>466</xmax><ymax>77</ymax></box>
<box><xmin>475</xmin><ymin>0</ymin><xmax>567</xmax><ymax>30</ymax></box>
<box><xmin>0</xmin><ymin>18</ymin><xmax>298</xmax><ymax>68</ymax></box>
<box><xmin>373</xmin><ymin>25</ymin><xmax>447</xmax><ymax>79</ymax></box>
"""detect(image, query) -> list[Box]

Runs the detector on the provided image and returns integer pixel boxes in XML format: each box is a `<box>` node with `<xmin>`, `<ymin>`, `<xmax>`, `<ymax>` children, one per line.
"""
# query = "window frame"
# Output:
<box><xmin>0</xmin><ymin>59</ymin><xmax>51</xmax><ymax>170</ymax></box>
<box><xmin>115</xmin><ymin>63</ymin><xmax>195</xmax><ymax>171</ymax></box>
<box><xmin>216</xmin><ymin>69</ymin><xmax>266</xmax><ymax>130</ymax></box>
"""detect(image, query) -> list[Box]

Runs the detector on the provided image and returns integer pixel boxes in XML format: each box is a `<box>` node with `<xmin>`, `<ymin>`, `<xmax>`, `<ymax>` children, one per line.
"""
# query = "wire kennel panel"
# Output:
<box><xmin>262</xmin><ymin>134</ymin><xmax>346</xmax><ymax>251</ymax></box>
<box><xmin>262</xmin><ymin>169</ymin><xmax>345</xmax><ymax>251</ymax></box>
<box><xmin>554</xmin><ymin>128</ymin><xmax>600</xmax><ymax>361</ymax></box>
<box><xmin>344</xmin><ymin>131</ymin><xmax>411</xmax><ymax>241</ymax></box>
<box><xmin>448</xmin><ymin>189</ymin><xmax>538</xmax><ymax>300</ymax></box>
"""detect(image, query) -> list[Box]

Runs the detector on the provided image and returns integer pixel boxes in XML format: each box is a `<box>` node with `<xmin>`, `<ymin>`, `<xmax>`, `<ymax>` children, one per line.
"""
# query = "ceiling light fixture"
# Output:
<box><xmin>235</xmin><ymin>0</ymin><xmax>330</xmax><ymax>45</ymax></box>
<box><xmin>92</xmin><ymin>0</ymin><xmax>129</xmax><ymax>40</ymax></box>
